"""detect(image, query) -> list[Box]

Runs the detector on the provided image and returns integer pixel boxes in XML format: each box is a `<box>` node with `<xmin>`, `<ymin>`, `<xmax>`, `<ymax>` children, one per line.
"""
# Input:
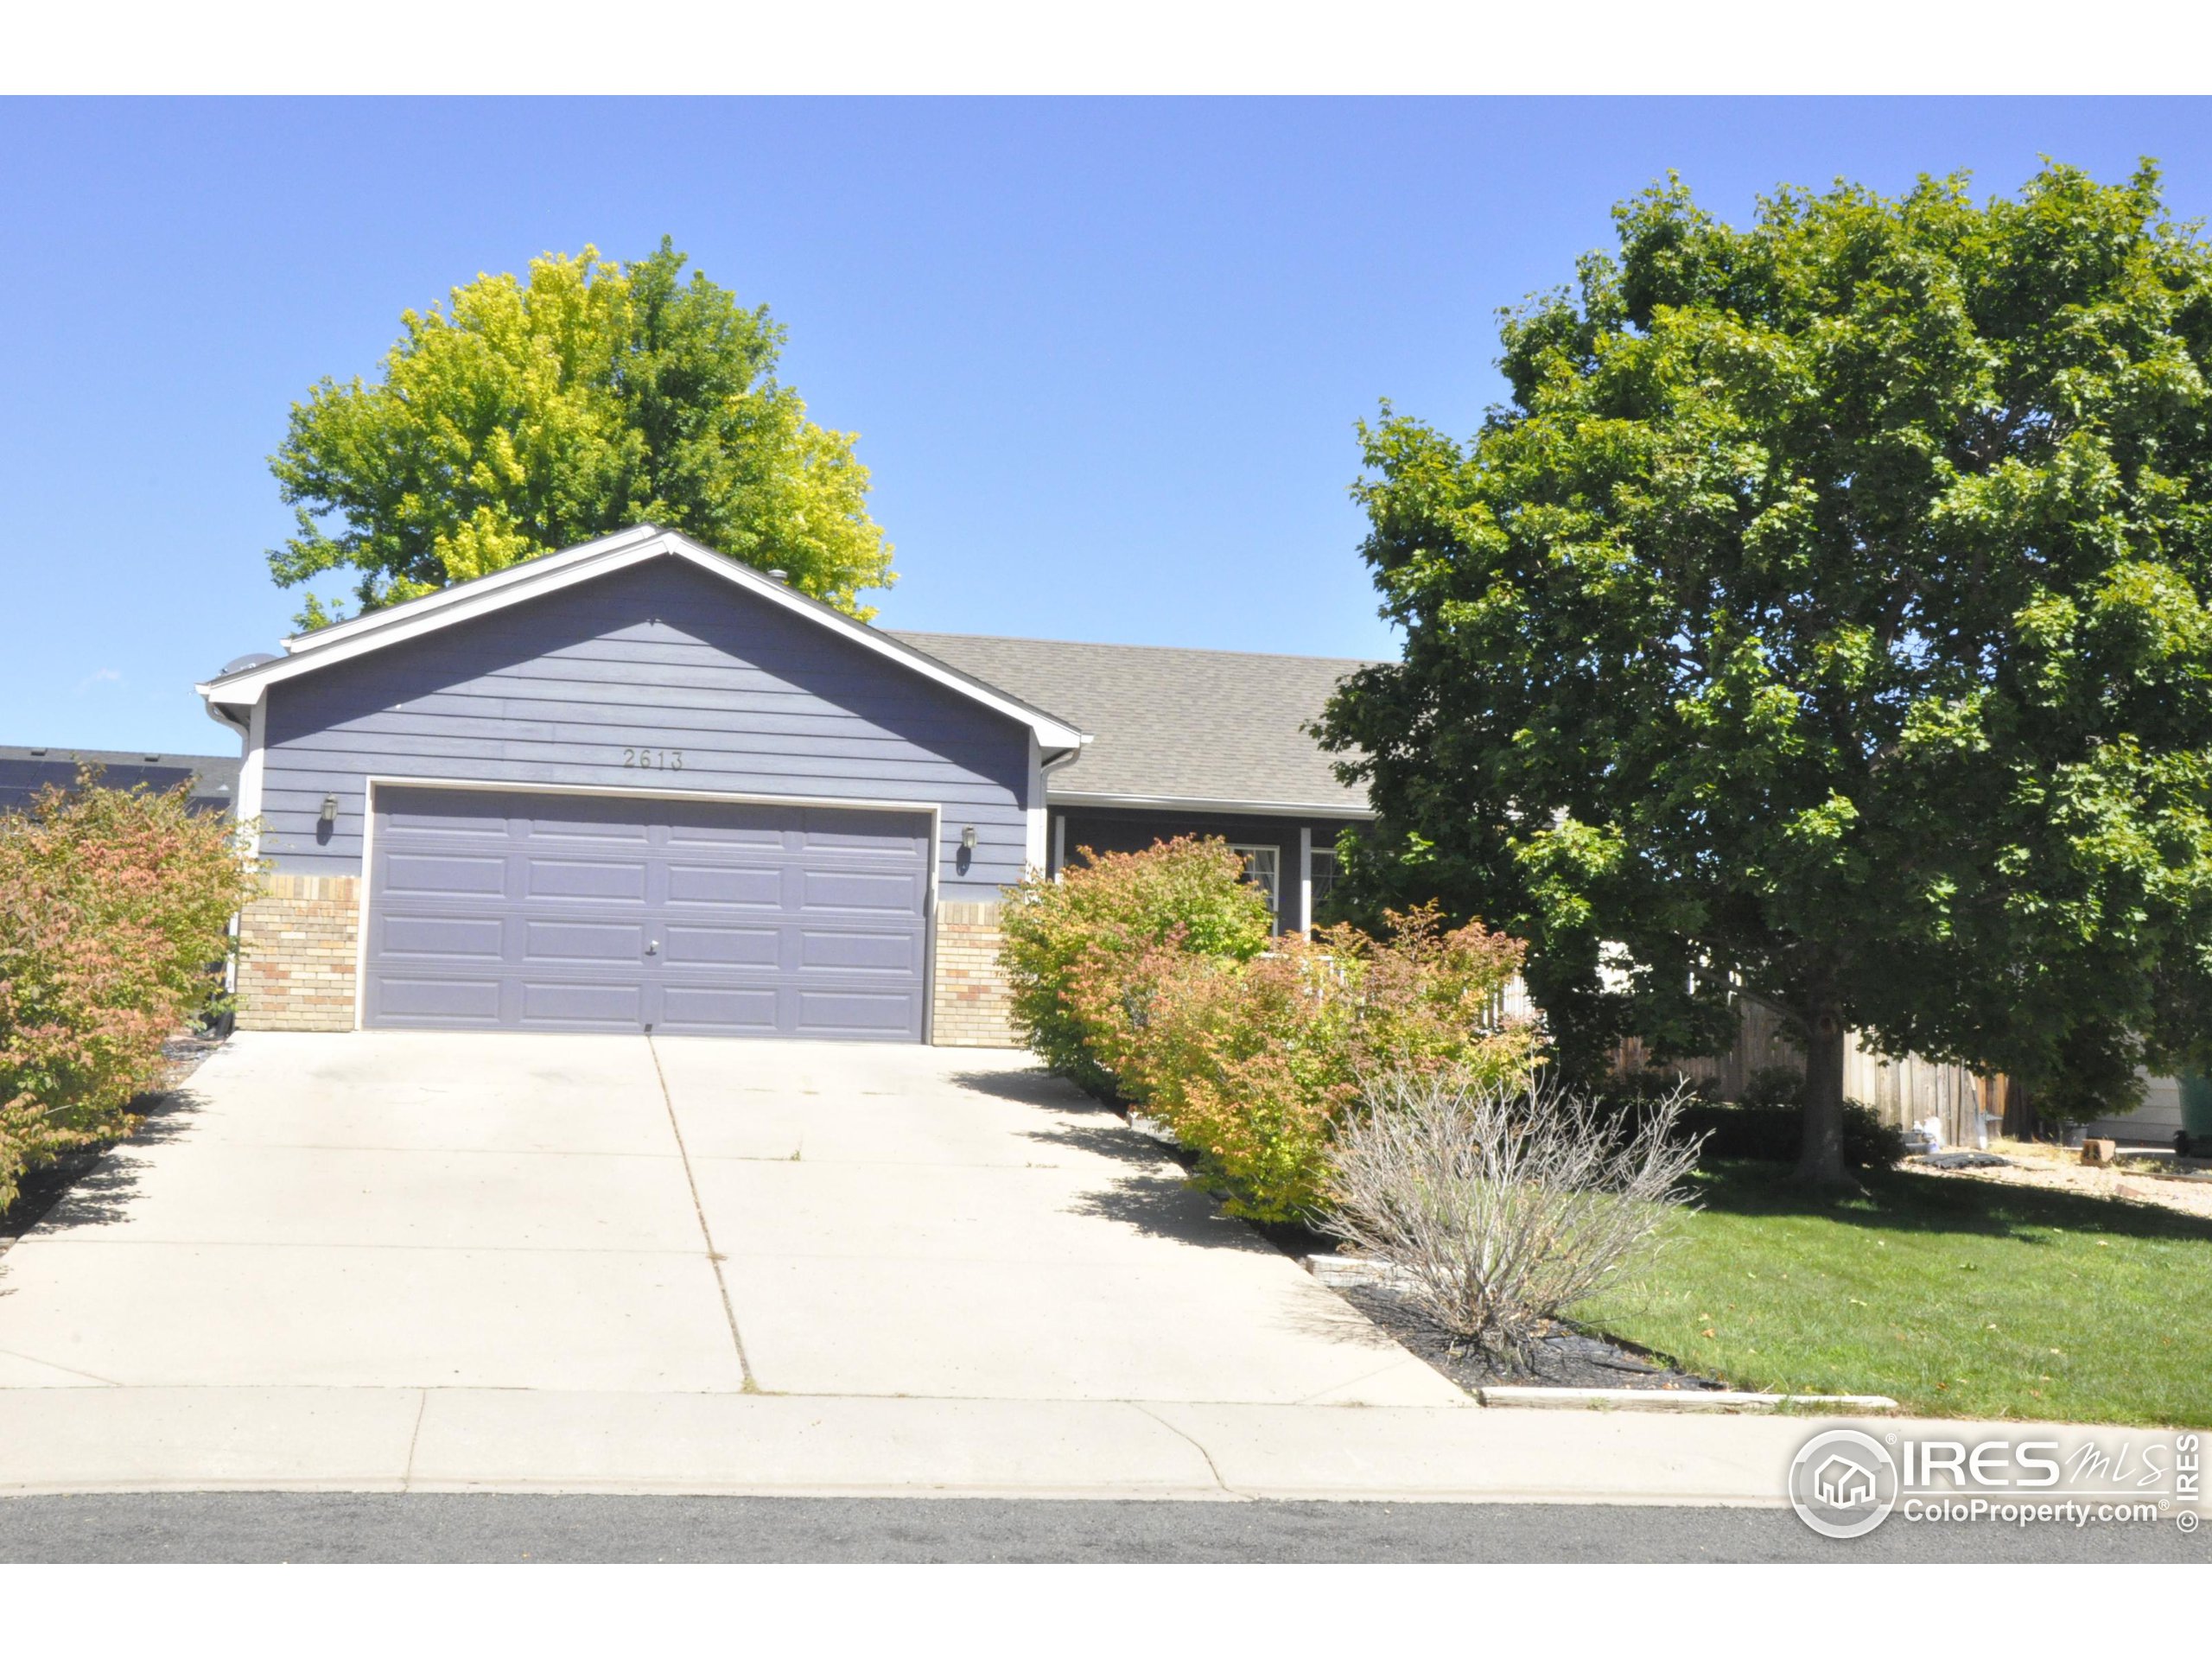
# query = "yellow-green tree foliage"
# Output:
<box><xmin>270</xmin><ymin>238</ymin><xmax>893</xmax><ymax>626</ymax></box>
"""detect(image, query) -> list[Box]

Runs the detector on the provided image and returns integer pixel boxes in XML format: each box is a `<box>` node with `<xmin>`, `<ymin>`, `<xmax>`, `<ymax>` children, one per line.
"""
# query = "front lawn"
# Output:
<box><xmin>1578</xmin><ymin>1161</ymin><xmax>2212</xmax><ymax>1427</ymax></box>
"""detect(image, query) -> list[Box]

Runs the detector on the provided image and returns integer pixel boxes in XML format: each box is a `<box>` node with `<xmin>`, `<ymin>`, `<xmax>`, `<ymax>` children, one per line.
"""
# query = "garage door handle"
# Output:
<box><xmin>645</xmin><ymin>940</ymin><xmax>659</xmax><ymax>956</ymax></box>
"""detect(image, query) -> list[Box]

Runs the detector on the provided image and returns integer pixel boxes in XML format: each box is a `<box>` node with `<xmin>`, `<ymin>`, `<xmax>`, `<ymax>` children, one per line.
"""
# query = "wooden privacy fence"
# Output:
<box><xmin>1611</xmin><ymin>995</ymin><xmax>2009</xmax><ymax>1149</ymax></box>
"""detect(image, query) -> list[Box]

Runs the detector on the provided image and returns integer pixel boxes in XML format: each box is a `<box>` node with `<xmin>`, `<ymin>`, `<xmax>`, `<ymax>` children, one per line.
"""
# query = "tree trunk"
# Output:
<box><xmin>1794</xmin><ymin>1001</ymin><xmax>1856</xmax><ymax>1190</ymax></box>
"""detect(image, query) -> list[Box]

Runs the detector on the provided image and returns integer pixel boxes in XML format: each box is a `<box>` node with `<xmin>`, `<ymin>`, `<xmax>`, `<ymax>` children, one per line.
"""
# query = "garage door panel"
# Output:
<box><xmin>384</xmin><ymin>851</ymin><xmax>508</xmax><ymax>896</ymax></box>
<box><xmin>365</xmin><ymin>786</ymin><xmax>931</xmax><ymax>1040</ymax></box>
<box><xmin>661</xmin><ymin>922</ymin><xmax>782</xmax><ymax>968</ymax></box>
<box><xmin>524</xmin><ymin>857</ymin><xmax>649</xmax><ymax>902</ymax></box>
<box><xmin>377</xmin><ymin>913</ymin><xmax>507</xmax><ymax>962</ymax></box>
<box><xmin>380</xmin><ymin>804</ymin><xmax>511</xmax><ymax>838</ymax></box>
<box><xmin>658</xmin><ymin>983</ymin><xmax>782</xmax><ymax>1033</ymax></box>
<box><xmin>519</xmin><ymin>979</ymin><xmax>646</xmax><ymax>1027</ymax></box>
<box><xmin>522</xmin><ymin>918</ymin><xmax>647</xmax><ymax>965</ymax></box>
<box><xmin>524</xmin><ymin>818</ymin><xmax>653</xmax><ymax>846</ymax></box>
<box><xmin>664</xmin><ymin>804</ymin><xmax>798</xmax><ymax>847</ymax></box>
<box><xmin>801</xmin><ymin>809</ymin><xmax>927</xmax><ymax>852</ymax></box>
<box><xmin>795</xmin><ymin>988</ymin><xmax>921</xmax><ymax>1039</ymax></box>
<box><xmin>664</xmin><ymin>861</ymin><xmax>785</xmax><ymax>907</ymax></box>
<box><xmin>798</xmin><ymin>927</ymin><xmax>924</xmax><ymax>975</ymax></box>
<box><xmin>375</xmin><ymin>976</ymin><xmax>505</xmax><ymax>1024</ymax></box>
<box><xmin>800</xmin><ymin>868</ymin><xmax>925</xmax><ymax>914</ymax></box>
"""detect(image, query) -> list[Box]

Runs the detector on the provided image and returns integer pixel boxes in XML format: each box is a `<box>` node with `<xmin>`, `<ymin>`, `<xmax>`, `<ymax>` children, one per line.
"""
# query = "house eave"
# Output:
<box><xmin>1046</xmin><ymin>789</ymin><xmax>1376</xmax><ymax>821</ymax></box>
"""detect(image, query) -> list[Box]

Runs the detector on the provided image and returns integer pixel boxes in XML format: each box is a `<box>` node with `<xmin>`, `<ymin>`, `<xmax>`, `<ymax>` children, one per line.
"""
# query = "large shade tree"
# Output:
<box><xmin>270</xmin><ymin>238</ymin><xmax>893</xmax><ymax>625</ymax></box>
<box><xmin>1318</xmin><ymin>162</ymin><xmax>2212</xmax><ymax>1186</ymax></box>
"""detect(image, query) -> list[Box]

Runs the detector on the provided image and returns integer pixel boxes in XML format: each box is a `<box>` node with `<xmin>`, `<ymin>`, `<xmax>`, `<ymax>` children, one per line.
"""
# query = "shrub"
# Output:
<box><xmin>1326</xmin><ymin>1069</ymin><xmax>1704</xmax><ymax>1362</ymax></box>
<box><xmin>997</xmin><ymin>836</ymin><xmax>1272</xmax><ymax>1096</ymax></box>
<box><xmin>0</xmin><ymin>773</ymin><xmax>260</xmax><ymax>1213</ymax></box>
<box><xmin>1105</xmin><ymin>906</ymin><xmax>1541</xmax><ymax>1222</ymax></box>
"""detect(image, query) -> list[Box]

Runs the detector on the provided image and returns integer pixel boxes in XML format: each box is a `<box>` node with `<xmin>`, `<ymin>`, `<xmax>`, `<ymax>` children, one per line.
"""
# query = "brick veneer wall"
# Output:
<box><xmin>931</xmin><ymin>899</ymin><xmax>1019</xmax><ymax>1048</ymax></box>
<box><xmin>237</xmin><ymin>873</ymin><xmax>361</xmax><ymax>1032</ymax></box>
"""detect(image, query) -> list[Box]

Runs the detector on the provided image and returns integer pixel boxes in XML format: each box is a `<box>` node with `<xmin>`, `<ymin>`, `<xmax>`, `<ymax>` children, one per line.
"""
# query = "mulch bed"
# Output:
<box><xmin>1340</xmin><ymin>1282</ymin><xmax>1727</xmax><ymax>1394</ymax></box>
<box><xmin>1112</xmin><ymin>1096</ymin><xmax>1728</xmax><ymax>1395</ymax></box>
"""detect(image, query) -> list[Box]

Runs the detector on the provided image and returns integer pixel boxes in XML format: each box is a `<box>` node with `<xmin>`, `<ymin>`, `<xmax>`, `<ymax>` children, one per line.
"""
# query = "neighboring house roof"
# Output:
<box><xmin>0</xmin><ymin>744</ymin><xmax>241</xmax><ymax>816</ymax></box>
<box><xmin>894</xmin><ymin>632</ymin><xmax>1376</xmax><ymax>817</ymax></box>
<box><xmin>196</xmin><ymin>525</ymin><xmax>1090</xmax><ymax>753</ymax></box>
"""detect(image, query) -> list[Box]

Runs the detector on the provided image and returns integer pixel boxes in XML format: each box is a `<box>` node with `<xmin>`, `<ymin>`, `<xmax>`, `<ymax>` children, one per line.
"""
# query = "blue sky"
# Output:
<box><xmin>5</xmin><ymin>96</ymin><xmax>2210</xmax><ymax>755</ymax></box>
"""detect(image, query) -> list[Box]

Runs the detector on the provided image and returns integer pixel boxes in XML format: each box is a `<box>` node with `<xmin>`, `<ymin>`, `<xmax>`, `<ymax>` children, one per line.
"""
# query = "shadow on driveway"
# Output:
<box><xmin>1</xmin><ymin>1086</ymin><xmax>206</xmax><ymax>1247</ymax></box>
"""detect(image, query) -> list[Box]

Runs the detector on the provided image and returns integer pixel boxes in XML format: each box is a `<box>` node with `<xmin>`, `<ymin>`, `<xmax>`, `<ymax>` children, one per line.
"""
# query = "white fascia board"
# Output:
<box><xmin>273</xmin><ymin>524</ymin><xmax>666</xmax><ymax>657</ymax></box>
<box><xmin>196</xmin><ymin>526</ymin><xmax>1089</xmax><ymax>750</ymax></box>
<box><xmin>1046</xmin><ymin>789</ymin><xmax>1377</xmax><ymax>821</ymax></box>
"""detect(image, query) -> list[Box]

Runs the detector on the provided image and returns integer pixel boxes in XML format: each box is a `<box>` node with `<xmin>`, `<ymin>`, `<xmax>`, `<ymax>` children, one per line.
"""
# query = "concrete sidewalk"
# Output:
<box><xmin>0</xmin><ymin>1384</ymin><xmax>1916</xmax><ymax>1503</ymax></box>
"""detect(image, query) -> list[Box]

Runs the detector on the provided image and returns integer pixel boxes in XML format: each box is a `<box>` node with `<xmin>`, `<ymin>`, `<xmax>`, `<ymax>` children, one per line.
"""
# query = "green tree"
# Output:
<box><xmin>269</xmin><ymin>238</ymin><xmax>893</xmax><ymax>625</ymax></box>
<box><xmin>1319</xmin><ymin>162</ymin><xmax>2212</xmax><ymax>1186</ymax></box>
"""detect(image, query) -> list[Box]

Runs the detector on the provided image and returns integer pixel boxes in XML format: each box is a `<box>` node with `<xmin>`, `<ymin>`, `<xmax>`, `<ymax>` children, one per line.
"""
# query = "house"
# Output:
<box><xmin>0</xmin><ymin>744</ymin><xmax>239</xmax><ymax>816</ymax></box>
<box><xmin>194</xmin><ymin>525</ymin><xmax>1374</xmax><ymax>1046</ymax></box>
<box><xmin>2081</xmin><ymin>1074</ymin><xmax>2190</xmax><ymax>1149</ymax></box>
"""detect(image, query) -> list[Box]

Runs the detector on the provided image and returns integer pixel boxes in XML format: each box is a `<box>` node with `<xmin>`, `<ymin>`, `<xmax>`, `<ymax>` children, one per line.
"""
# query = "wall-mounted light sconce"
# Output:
<box><xmin>960</xmin><ymin>825</ymin><xmax>977</xmax><ymax>851</ymax></box>
<box><xmin>320</xmin><ymin>793</ymin><xmax>340</xmax><ymax>824</ymax></box>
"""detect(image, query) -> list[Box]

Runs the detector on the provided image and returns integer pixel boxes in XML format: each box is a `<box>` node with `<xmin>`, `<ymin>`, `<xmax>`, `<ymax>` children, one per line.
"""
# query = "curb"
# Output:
<box><xmin>1476</xmin><ymin>1387</ymin><xmax>1900</xmax><ymax>1414</ymax></box>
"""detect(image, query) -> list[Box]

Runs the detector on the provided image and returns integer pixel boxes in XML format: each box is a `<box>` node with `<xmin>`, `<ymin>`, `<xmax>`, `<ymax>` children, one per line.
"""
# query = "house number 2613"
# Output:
<box><xmin>622</xmin><ymin>747</ymin><xmax>684</xmax><ymax>770</ymax></box>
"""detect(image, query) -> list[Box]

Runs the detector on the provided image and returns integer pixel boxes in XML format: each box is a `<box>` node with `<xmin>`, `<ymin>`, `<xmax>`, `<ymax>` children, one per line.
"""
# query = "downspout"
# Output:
<box><xmin>1039</xmin><ymin>740</ymin><xmax>1088</xmax><ymax>879</ymax></box>
<box><xmin>200</xmin><ymin>696</ymin><xmax>252</xmax><ymax>1004</ymax></box>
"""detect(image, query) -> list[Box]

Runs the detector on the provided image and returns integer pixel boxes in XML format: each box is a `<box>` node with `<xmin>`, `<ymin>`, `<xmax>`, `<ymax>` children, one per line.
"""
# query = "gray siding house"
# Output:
<box><xmin>197</xmin><ymin>524</ymin><xmax>1372</xmax><ymax>1046</ymax></box>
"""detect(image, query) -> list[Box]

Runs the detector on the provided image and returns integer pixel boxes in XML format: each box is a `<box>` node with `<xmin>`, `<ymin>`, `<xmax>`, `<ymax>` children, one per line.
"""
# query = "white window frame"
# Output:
<box><xmin>1230</xmin><ymin>842</ymin><xmax>1281</xmax><ymax>923</ymax></box>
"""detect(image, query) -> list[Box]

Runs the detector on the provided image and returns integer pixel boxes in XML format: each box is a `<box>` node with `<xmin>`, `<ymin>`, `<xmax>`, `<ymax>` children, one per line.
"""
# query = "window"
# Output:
<box><xmin>1230</xmin><ymin>843</ymin><xmax>1280</xmax><ymax>920</ymax></box>
<box><xmin>1309</xmin><ymin>846</ymin><xmax>1339</xmax><ymax>908</ymax></box>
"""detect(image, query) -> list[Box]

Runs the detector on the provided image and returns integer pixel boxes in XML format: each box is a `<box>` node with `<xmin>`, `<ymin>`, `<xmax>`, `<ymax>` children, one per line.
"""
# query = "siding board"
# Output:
<box><xmin>259</xmin><ymin>557</ymin><xmax>1033</xmax><ymax>899</ymax></box>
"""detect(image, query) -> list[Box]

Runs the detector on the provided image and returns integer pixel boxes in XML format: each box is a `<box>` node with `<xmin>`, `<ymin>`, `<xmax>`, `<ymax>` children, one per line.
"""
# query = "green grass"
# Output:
<box><xmin>1577</xmin><ymin>1161</ymin><xmax>2212</xmax><ymax>1427</ymax></box>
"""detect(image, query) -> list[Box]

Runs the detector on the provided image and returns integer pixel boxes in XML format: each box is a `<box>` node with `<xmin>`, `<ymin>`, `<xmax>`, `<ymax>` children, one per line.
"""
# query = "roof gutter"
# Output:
<box><xmin>1045</xmin><ymin>789</ymin><xmax>1376</xmax><ymax>821</ymax></box>
<box><xmin>201</xmin><ymin>698</ymin><xmax>250</xmax><ymax>741</ymax></box>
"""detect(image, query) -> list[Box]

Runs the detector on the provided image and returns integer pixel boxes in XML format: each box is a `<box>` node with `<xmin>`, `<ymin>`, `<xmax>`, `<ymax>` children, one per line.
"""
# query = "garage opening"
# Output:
<box><xmin>361</xmin><ymin>785</ymin><xmax>932</xmax><ymax>1040</ymax></box>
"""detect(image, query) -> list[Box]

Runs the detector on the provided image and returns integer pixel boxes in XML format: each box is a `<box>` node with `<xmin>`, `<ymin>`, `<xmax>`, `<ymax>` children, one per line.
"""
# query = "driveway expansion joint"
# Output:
<box><xmin>646</xmin><ymin>1033</ymin><xmax>755</xmax><ymax>1392</ymax></box>
<box><xmin>400</xmin><ymin>1390</ymin><xmax>429</xmax><ymax>1491</ymax></box>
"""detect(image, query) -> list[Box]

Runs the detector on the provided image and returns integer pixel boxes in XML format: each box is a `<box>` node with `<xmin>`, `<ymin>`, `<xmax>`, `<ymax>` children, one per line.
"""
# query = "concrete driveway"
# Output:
<box><xmin>0</xmin><ymin>1033</ymin><xmax>1459</xmax><ymax>1408</ymax></box>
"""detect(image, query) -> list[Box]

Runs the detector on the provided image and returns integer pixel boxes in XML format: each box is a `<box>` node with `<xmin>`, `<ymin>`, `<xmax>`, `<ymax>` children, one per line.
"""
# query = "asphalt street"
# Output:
<box><xmin>1</xmin><ymin>1493</ymin><xmax>2204</xmax><ymax>1562</ymax></box>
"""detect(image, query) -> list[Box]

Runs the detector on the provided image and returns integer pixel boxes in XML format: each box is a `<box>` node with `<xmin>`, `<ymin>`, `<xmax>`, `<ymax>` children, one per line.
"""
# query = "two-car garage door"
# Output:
<box><xmin>361</xmin><ymin>785</ymin><xmax>931</xmax><ymax>1040</ymax></box>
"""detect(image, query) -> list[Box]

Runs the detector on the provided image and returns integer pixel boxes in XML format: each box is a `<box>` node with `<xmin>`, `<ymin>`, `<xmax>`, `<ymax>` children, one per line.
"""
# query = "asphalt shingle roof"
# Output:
<box><xmin>0</xmin><ymin>745</ymin><xmax>241</xmax><ymax>817</ymax></box>
<box><xmin>892</xmin><ymin>632</ymin><xmax>1376</xmax><ymax>812</ymax></box>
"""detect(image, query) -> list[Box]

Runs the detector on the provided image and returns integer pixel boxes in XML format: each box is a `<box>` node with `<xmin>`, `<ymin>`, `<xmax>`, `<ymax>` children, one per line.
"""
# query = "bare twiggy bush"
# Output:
<box><xmin>1325</xmin><ymin>1070</ymin><xmax>1704</xmax><ymax>1362</ymax></box>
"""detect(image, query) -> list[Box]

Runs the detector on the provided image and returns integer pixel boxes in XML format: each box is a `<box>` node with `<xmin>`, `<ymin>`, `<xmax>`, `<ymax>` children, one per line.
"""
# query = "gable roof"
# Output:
<box><xmin>197</xmin><ymin>526</ymin><xmax>1089</xmax><ymax>753</ymax></box>
<box><xmin>894</xmin><ymin>632</ymin><xmax>1375</xmax><ymax>817</ymax></box>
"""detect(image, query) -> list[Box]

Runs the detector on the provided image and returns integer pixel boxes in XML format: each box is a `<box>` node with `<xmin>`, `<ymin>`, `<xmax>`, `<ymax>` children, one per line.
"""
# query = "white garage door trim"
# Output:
<box><xmin>353</xmin><ymin>775</ymin><xmax>942</xmax><ymax>1038</ymax></box>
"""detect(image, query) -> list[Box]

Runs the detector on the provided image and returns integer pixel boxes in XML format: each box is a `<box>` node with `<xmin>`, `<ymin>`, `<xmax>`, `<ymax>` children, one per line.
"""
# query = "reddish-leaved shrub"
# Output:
<box><xmin>997</xmin><ymin>836</ymin><xmax>1273</xmax><ymax>1097</ymax></box>
<box><xmin>1105</xmin><ymin>906</ymin><xmax>1542</xmax><ymax>1222</ymax></box>
<box><xmin>0</xmin><ymin>773</ymin><xmax>261</xmax><ymax>1212</ymax></box>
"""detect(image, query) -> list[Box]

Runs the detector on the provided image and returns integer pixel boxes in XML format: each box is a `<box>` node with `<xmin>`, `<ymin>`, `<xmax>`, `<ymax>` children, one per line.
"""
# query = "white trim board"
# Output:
<box><xmin>1047</xmin><ymin>790</ymin><xmax>1376</xmax><ymax>821</ymax></box>
<box><xmin>198</xmin><ymin>525</ymin><xmax>1089</xmax><ymax>753</ymax></box>
<box><xmin>1299</xmin><ymin>823</ymin><xmax>1313</xmax><ymax>935</ymax></box>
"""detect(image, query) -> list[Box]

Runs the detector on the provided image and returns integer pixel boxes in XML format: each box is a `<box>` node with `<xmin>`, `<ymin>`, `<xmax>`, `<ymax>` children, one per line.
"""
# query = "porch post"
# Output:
<box><xmin>1298</xmin><ymin>823</ymin><xmax>1313</xmax><ymax>934</ymax></box>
